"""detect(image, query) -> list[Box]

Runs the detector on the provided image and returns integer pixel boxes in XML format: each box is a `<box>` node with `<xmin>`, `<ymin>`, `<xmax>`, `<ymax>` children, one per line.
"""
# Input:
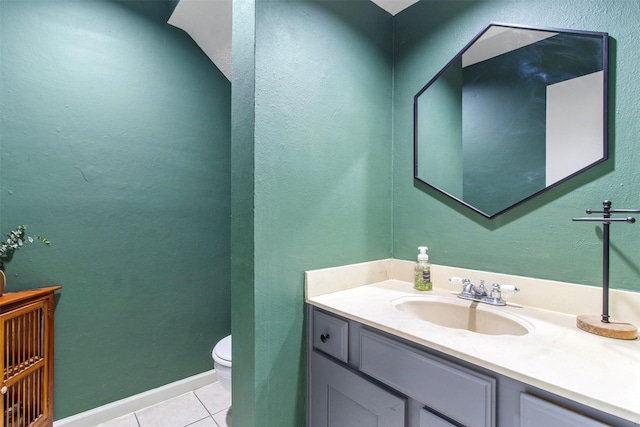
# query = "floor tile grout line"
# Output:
<box><xmin>193</xmin><ymin>391</ymin><xmax>213</xmax><ymax>416</ymax></box>
<box><xmin>211</xmin><ymin>406</ymin><xmax>231</xmax><ymax>416</ymax></box>
<box><xmin>99</xmin><ymin>387</ymin><xmax>231</xmax><ymax>427</ymax></box>
<box><xmin>184</xmin><ymin>415</ymin><xmax>217</xmax><ymax>427</ymax></box>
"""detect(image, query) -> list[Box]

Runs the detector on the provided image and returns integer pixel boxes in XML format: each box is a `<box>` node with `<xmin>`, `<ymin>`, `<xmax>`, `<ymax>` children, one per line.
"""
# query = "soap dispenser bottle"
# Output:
<box><xmin>414</xmin><ymin>246</ymin><xmax>432</xmax><ymax>291</ymax></box>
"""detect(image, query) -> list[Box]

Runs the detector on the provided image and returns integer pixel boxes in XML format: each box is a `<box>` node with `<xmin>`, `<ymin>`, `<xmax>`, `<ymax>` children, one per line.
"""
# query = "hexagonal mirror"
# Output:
<box><xmin>414</xmin><ymin>23</ymin><xmax>608</xmax><ymax>218</ymax></box>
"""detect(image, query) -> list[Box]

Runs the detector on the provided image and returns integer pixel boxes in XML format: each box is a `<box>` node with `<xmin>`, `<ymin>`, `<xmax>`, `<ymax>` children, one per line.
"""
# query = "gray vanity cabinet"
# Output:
<box><xmin>310</xmin><ymin>307</ymin><xmax>407</xmax><ymax>426</ymax></box>
<box><xmin>309</xmin><ymin>306</ymin><xmax>639</xmax><ymax>427</ymax></box>
<box><xmin>420</xmin><ymin>408</ymin><xmax>458</xmax><ymax>427</ymax></box>
<box><xmin>310</xmin><ymin>351</ymin><xmax>407</xmax><ymax>426</ymax></box>
<box><xmin>309</xmin><ymin>306</ymin><xmax>492</xmax><ymax>427</ymax></box>
<box><xmin>312</xmin><ymin>310</ymin><xmax>349</xmax><ymax>363</ymax></box>
<box><xmin>359</xmin><ymin>329</ymin><xmax>495</xmax><ymax>427</ymax></box>
<box><xmin>520</xmin><ymin>393</ymin><xmax>609</xmax><ymax>427</ymax></box>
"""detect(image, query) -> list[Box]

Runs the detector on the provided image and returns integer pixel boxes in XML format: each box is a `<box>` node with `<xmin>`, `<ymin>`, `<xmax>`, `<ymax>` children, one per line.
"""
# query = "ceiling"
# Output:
<box><xmin>168</xmin><ymin>0</ymin><xmax>420</xmax><ymax>80</ymax></box>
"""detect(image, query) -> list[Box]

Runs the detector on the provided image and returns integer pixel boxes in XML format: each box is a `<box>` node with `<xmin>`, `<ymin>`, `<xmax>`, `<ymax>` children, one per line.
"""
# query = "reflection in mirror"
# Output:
<box><xmin>414</xmin><ymin>23</ymin><xmax>608</xmax><ymax>218</ymax></box>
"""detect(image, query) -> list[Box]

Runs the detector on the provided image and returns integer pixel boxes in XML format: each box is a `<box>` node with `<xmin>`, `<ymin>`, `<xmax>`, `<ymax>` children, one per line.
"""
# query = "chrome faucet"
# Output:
<box><xmin>450</xmin><ymin>277</ymin><xmax>519</xmax><ymax>306</ymax></box>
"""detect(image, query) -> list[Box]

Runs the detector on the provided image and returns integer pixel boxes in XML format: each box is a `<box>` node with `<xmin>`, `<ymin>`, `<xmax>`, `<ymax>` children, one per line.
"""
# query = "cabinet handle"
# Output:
<box><xmin>320</xmin><ymin>333</ymin><xmax>330</xmax><ymax>343</ymax></box>
<box><xmin>1</xmin><ymin>386</ymin><xmax>7</xmax><ymax>395</ymax></box>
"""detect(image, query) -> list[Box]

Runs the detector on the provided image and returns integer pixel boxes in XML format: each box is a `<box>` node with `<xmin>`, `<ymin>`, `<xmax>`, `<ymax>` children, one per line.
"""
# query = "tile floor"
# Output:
<box><xmin>96</xmin><ymin>382</ymin><xmax>231</xmax><ymax>427</ymax></box>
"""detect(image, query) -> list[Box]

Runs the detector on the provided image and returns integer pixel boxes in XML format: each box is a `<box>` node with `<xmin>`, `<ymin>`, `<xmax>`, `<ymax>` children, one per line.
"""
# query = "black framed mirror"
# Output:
<box><xmin>414</xmin><ymin>23</ymin><xmax>608</xmax><ymax>218</ymax></box>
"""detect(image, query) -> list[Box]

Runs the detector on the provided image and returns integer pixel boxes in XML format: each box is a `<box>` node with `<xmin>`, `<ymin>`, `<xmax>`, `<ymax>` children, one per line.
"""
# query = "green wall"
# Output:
<box><xmin>232</xmin><ymin>0</ymin><xmax>393</xmax><ymax>425</ymax></box>
<box><xmin>231</xmin><ymin>0</ymin><xmax>257</xmax><ymax>425</ymax></box>
<box><xmin>0</xmin><ymin>0</ymin><xmax>231</xmax><ymax>419</ymax></box>
<box><xmin>3</xmin><ymin>0</ymin><xmax>640</xmax><ymax>425</ymax></box>
<box><xmin>394</xmin><ymin>0</ymin><xmax>640</xmax><ymax>291</ymax></box>
<box><xmin>234</xmin><ymin>0</ymin><xmax>640</xmax><ymax>425</ymax></box>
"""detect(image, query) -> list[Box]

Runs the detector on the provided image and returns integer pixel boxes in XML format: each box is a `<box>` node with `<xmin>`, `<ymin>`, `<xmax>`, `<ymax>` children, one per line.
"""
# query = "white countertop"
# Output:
<box><xmin>305</xmin><ymin>259</ymin><xmax>640</xmax><ymax>423</ymax></box>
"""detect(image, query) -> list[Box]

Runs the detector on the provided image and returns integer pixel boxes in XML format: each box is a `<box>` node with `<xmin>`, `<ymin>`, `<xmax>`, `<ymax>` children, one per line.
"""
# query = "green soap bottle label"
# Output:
<box><xmin>414</xmin><ymin>267</ymin><xmax>432</xmax><ymax>291</ymax></box>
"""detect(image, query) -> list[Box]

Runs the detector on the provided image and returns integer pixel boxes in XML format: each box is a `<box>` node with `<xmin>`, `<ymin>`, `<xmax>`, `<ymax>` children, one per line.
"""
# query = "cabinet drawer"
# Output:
<box><xmin>313</xmin><ymin>310</ymin><xmax>348</xmax><ymax>363</ymax></box>
<box><xmin>359</xmin><ymin>329</ymin><xmax>495</xmax><ymax>427</ymax></box>
<box><xmin>520</xmin><ymin>393</ymin><xmax>609</xmax><ymax>427</ymax></box>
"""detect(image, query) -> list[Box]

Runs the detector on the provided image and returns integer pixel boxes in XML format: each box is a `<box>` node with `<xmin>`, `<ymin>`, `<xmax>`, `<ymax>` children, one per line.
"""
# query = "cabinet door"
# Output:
<box><xmin>520</xmin><ymin>394</ymin><xmax>609</xmax><ymax>427</ymax></box>
<box><xmin>2</xmin><ymin>300</ymin><xmax>50</xmax><ymax>427</ymax></box>
<box><xmin>310</xmin><ymin>351</ymin><xmax>406</xmax><ymax>427</ymax></box>
<box><xmin>420</xmin><ymin>408</ymin><xmax>457</xmax><ymax>427</ymax></box>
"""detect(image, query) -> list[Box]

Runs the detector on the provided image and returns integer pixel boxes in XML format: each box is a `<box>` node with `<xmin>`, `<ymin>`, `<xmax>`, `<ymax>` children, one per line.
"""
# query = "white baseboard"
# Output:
<box><xmin>54</xmin><ymin>370</ymin><xmax>218</xmax><ymax>427</ymax></box>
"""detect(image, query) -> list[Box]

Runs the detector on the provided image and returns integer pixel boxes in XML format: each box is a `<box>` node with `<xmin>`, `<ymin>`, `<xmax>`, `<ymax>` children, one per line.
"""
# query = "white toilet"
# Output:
<box><xmin>212</xmin><ymin>335</ymin><xmax>232</xmax><ymax>393</ymax></box>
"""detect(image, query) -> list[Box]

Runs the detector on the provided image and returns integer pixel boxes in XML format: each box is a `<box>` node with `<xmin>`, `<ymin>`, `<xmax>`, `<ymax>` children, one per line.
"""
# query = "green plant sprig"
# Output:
<box><xmin>0</xmin><ymin>225</ymin><xmax>51</xmax><ymax>265</ymax></box>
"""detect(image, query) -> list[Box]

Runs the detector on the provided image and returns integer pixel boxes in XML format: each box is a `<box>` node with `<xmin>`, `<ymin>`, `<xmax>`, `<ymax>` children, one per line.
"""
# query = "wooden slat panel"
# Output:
<box><xmin>3</xmin><ymin>366</ymin><xmax>45</xmax><ymax>426</ymax></box>
<box><xmin>2</xmin><ymin>287</ymin><xmax>59</xmax><ymax>427</ymax></box>
<box><xmin>3</xmin><ymin>301</ymin><xmax>45</xmax><ymax>382</ymax></box>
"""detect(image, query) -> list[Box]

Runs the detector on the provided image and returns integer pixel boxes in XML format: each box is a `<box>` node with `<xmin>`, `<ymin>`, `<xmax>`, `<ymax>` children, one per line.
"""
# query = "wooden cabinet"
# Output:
<box><xmin>1</xmin><ymin>287</ymin><xmax>61</xmax><ymax>427</ymax></box>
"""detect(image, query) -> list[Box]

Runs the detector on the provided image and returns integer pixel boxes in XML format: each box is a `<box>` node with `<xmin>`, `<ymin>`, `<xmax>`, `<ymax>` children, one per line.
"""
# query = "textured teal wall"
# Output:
<box><xmin>0</xmin><ymin>1</ymin><xmax>231</xmax><ymax>419</ymax></box>
<box><xmin>394</xmin><ymin>0</ymin><xmax>640</xmax><ymax>291</ymax></box>
<box><xmin>4</xmin><ymin>0</ymin><xmax>634</xmax><ymax>423</ymax></box>
<box><xmin>231</xmin><ymin>0</ymin><xmax>257</xmax><ymax>425</ymax></box>
<box><xmin>232</xmin><ymin>0</ymin><xmax>393</xmax><ymax>425</ymax></box>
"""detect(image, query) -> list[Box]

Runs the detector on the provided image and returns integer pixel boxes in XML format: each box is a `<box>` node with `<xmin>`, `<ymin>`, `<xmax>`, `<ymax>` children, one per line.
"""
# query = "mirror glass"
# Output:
<box><xmin>414</xmin><ymin>23</ymin><xmax>608</xmax><ymax>218</ymax></box>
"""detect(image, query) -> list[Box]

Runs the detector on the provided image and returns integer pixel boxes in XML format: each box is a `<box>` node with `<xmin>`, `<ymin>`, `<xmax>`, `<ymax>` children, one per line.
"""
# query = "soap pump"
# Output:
<box><xmin>414</xmin><ymin>246</ymin><xmax>432</xmax><ymax>291</ymax></box>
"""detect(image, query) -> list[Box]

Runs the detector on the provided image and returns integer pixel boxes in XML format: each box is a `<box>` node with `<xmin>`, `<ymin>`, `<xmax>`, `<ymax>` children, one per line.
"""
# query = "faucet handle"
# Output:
<box><xmin>491</xmin><ymin>283</ymin><xmax>501</xmax><ymax>299</ymax></box>
<box><xmin>497</xmin><ymin>284</ymin><xmax>520</xmax><ymax>293</ymax></box>
<box><xmin>450</xmin><ymin>277</ymin><xmax>474</xmax><ymax>293</ymax></box>
<box><xmin>491</xmin><ymin>283</ymin><xmax>519</xmax><ymax>300</ymax></box>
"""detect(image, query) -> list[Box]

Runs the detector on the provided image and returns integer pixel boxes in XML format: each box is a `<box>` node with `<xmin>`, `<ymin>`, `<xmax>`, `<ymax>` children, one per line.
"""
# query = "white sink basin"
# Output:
<box><xmin>392</xmin><ymin>295</ymin><xmax>531</xmax><ymax>336</ymax></box>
